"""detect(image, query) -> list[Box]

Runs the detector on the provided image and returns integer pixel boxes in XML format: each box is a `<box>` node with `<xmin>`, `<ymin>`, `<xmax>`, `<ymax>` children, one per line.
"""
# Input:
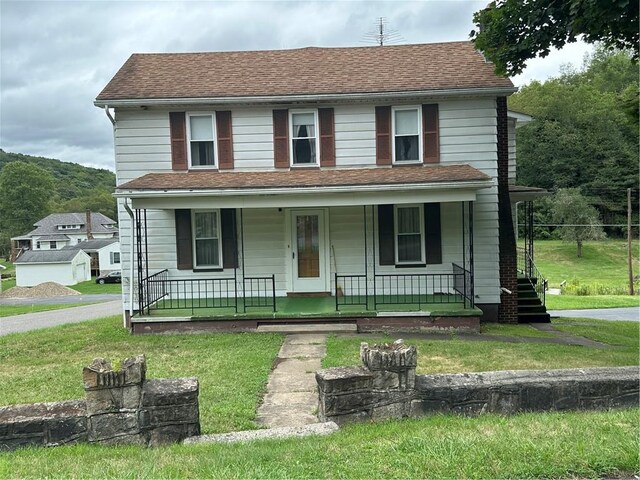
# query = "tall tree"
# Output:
<box><xmin>470</xmin><ymin>0</ymin><xmax>639</xmax><ymax>76</ymax></box>
<box><xmin>552</xmin><ymin>189</ymin><xmax>606</xmax><ymax>257</ymax></box>
<box><xmin>0</xmin><ymin>161</ymin><xmax>54</xmax><ymax>239</ymax></box>
<box><xmin>509</xmin><ymin>49</ymin><xmax>638</xmax><ymax>233</ymax></box>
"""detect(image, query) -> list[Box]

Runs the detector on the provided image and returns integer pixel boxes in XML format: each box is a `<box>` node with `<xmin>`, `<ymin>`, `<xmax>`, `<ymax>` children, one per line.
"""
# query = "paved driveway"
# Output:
<box><xmin>0</xmin><ymin>300</ymin><xmax>122</xmax><ymax>336</ymax></box>
<box><xmin>549</xmin><ymin>307</ymin><xmax>639</xmax><ymax>322</ymax></box>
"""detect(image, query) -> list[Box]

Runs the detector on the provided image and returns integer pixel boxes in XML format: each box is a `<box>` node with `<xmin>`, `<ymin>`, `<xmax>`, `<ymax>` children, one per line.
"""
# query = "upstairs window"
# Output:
<box><xmin>50</xmin><ymin>241</ymin><xmax>57</xmax><ymax>250</ymax></box>
<box><xmin>392</xmin><ymin>107</ymin><xmax>421</xmax><ymax>163</ymax></box>
<box><xmin>187</xmin><ymin>113</ymin><xmax>216</xmax><ymax>168</ymax></box>
<box><xmin>394</xmin><ymin>205</ymin><xmax>425</xmax><ymax>264</ymax></box>
<box><xmin>290</xmin><ymin>111</ymin><xmax>318</xmax><ymax>165</ymax></box>
<box><xmin>192</xmin><ymin>210</ymin><xmax>222</xmax><ymax>268</ymax></box>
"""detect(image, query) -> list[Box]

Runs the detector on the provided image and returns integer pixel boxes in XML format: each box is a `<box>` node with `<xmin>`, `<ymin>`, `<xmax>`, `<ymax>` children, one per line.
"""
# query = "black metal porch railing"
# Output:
<box><xmin>452</xmin><ymin>263</ymin><xmax>474</xmax><ymax>308</ymax></box>
<box><xmin>139</xmin><ymin>269</ymin><xmax>169</xmax><ymax>314</ymax></box>
<box><xmin>243</xmin><ymin>275</ymin><xmax>277</xmax><ymax>312</ymax></box>
<box><xmin>517</xmin><ymin>247</ymin><xmax>547</xmax><ymax>306</ymax></box>
<box><xmin>335</xmin><ymin>274</ymin><xmax>368</xmax><ymax>310</ymax></box>
<box><xmin>139</xmin><ymin>272</ymin><xmax>276</xmax><ymax>315</ymax></box>
<box><xmin>374</xmin><ymin>270</ymin><xmax>473</xmax><ymax>310</ymax></box>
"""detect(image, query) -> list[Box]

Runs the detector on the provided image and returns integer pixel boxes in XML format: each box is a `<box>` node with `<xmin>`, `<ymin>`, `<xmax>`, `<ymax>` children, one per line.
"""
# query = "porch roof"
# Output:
<box><xmin>117</xmin><ymin>164</ymin><xmax>493</xmax><ymax>208</ymax></box>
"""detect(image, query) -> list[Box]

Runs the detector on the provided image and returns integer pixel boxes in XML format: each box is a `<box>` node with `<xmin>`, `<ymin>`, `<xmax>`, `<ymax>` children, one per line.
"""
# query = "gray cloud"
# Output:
<box><xmin>0</xmin><ymin>0</ymin><xmax>591</xmax><ymax>172</ymax></box>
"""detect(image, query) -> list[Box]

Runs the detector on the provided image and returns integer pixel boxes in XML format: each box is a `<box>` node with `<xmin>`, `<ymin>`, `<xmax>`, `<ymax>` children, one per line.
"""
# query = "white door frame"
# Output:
<box><xmin>285</xmin><ymin>208</ymin><xmax>330</xmax><ymax>293</ymax></box>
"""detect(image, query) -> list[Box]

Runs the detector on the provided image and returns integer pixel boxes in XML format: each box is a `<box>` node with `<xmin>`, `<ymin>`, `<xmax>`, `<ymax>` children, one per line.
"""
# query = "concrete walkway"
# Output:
<box><xmin>257</xmin><ymin>334</ymin><xmax>326</xmax><ymax>428</ymax></box>
<box><xmin>0</xmin><ymin>300</ymin><xmax>121</xmax><ymax>336</ymax></box>
<box><xmin>549</xmin><ymin>307</ymin><xmax>639</xmax><ymax>322</ymax></box>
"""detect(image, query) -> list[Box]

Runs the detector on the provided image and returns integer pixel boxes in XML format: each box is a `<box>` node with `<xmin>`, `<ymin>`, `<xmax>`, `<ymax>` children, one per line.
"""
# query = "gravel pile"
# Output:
<box><xmin>0</xmin><ymin>282</ymin><xmax>81</xmax><ymax>299</ymax></box>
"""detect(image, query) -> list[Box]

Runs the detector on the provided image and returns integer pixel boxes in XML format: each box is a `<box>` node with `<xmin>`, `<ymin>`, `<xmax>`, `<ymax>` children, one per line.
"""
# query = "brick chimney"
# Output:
<box><xmin>86</xmin><ymin>210</ymin><xmax>94</xmax><ymax>240</ymax></box>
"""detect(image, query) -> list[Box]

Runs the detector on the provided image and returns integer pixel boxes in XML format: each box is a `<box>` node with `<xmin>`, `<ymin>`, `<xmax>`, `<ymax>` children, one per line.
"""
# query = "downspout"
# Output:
<box><xmin>104</xmin><ymin>105</ymin><xmax>115</xmax><ymax>126</ymax></box>
<box><xmin>123</xmin><ymin>199</ymin><xmax>136</xmax><ymax>329</ymax></box>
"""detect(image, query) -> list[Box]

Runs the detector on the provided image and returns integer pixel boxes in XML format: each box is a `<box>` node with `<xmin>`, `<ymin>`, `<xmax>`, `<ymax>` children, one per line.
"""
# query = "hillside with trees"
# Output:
<box><xmin>509</xmin><ymin>48</ymin><xmax>638</xmax><ymax>236</ymax></box>
<box><xmin>0</xmin><ymin>150</ymin><xmax>116</xmax><ymax>256</ymax></box>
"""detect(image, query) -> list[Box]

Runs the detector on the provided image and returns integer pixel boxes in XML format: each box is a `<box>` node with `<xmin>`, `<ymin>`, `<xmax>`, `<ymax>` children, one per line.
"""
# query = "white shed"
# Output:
<box><xmin>64</xmin><ymin>238</ymin><xmax>121</xmax><ymax>276</ymax></box>
<box><xmin>14</xmin><ymin>250</ymin><xmax>92</xmax><ymax>287</ymax></box>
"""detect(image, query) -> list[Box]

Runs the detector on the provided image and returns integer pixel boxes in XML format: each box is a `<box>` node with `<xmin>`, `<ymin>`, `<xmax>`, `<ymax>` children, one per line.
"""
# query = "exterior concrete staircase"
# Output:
<box><xmin>517</xmin><ymin>276</ymin><xmax>550</xmax><ymax>323</ymax></box>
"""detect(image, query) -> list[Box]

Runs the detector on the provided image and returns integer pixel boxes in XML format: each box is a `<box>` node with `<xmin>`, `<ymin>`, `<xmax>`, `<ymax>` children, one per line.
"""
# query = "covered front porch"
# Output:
<box><xmin>118</xmin><ymin>165</ymin><xmax>490</xmax><ymax>332</ymax></box>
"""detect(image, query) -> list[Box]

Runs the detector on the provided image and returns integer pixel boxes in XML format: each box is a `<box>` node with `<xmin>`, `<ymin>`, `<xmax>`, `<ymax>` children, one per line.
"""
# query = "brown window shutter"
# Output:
<box><xmin>169</xmin><ymin>112</ymin><xmax>188</xmax><ymax>171</ymax></box>
<box><xmin>424</xmin><ymin>203</ymin><xmax>442</xmax><ymax>264</ymax></box>
<box><xmin>375</xmin><ymin>106</ymin><xmax>392</xmax><ymax>166</ymax></box>
<box><xmin>318</xmin><ymin>108</ymin><xmax>336</xmax><ymax>167</ymax></box>
<box><xmin>175</xmin><ymin>209</ymin><xmax>192</xmax><ymax>270</ymax></box>
<box><xmin>221</xmin><ymin>209</ymin><xmax>238</xmax><ymax>268</ymax></box>
<box><xmin>422</xmin><ymin>104</ymin><xmax>440</xmax><ymax>164</ymax></box>
<box><xmin>216</xmin><ymin>111</ymin><xmax>234</xmax><ymax>170</ymax></box>
<box><xmin>273</xmin><ymin>109</ymin><xmax>289</xmax><ymax>168</ymax></box>
<box><xmin>377</xmin><ymin>204</ymin><xmax>395</xmax><ymax>265</ymax></box>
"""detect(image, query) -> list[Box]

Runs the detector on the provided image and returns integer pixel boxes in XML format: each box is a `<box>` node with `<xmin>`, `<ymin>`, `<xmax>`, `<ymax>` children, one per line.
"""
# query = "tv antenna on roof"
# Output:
<box><xmin>362</xmin><ymin>17</ymin><xmax>404</xmax><ymax>46</ymax></box>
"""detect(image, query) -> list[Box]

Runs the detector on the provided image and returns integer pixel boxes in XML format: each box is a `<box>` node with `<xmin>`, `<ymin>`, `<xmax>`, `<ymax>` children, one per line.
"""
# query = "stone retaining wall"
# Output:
<box><xmin>316</xmin><ymin>341</ymin><xmax>640</xmax><ymax>424</ymax></box>
<box><xmin>0</xmin><ymin>355</ymin><xmax>200</xmax><ymax>451</ymax></box>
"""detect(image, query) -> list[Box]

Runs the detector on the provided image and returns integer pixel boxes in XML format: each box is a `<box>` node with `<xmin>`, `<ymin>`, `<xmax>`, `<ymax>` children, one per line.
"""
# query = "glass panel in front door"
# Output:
<box><xmin>296</xmin><ymin>215</ymin><xmax>319</xmax><ymax>278</ymax></box>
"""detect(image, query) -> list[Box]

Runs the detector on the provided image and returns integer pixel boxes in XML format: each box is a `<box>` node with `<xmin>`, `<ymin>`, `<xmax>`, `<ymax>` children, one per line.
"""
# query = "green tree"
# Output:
<box><xmin>470</xmin><ymin>0</ymin><xmax>639</xmax><ymax>76</ymax></box>
<box><xmin>552</xmin><ymin>189</ymin><xmax>606</xmax><ymax>257</ymax></box>
<box><xmin>509</xmin><ymin>49</ymin><xmax>638</xmax><ymax>233</ymax></box>
<box><xmin>0</xmin><ymin>162</ymin><xmax>55</xmax><ymax>241</ymax></box>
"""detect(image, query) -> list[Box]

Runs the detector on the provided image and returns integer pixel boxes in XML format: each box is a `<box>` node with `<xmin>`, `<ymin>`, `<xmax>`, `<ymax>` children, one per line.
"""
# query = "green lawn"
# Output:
<box><xmin>545</xmin><ymin>294</ymin><xmax>639</xmax><ymax>310</ymax></box>
<box><xmin>532</xmin><ymin>239</ymin><xmax>639</xmax><ymax>290</ymax></box>
<box><xmin>2</xmin><ymin>409</ymin><xmax>637</xmax><ymax>479</ymax></box>
<box><xmin>0</xmin><ymin>303</ymin><xmax>92</xmax><ymax>317</ymax></box>
<box><xmin>72</xmin><ymin>278</ymin><xmax>122</xmax><ymax>294</ymax></box>
<box><xmin>480</xmin><ymin>322</ymin><xmax>557</xmax><ymax>338</ymax></box>
<box><xmin>0</xmin><ymin>316</ymin><xmax>638</xmax><ymax>478</ymax></box>
<box><xmin>0</xmin><ymin>316</ymin><xmax>283</xmax><ymax>434</ymax></box>
<box><xmin>324</xmin><ymin>319</ymin><xmax>639</xmax><ymax>374</ymax></box>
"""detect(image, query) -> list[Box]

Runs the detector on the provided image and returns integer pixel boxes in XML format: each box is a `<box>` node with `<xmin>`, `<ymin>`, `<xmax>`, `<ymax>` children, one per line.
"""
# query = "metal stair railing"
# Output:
<box><xmin>517</xmin><ymin>246</ymin><xmax>547</xmax><ymax>306</ymax></box>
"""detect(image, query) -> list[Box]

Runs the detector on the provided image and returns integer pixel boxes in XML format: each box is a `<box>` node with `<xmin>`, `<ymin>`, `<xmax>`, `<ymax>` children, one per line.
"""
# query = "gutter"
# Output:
<box><xmin>113</xmin><ymin>179</ymin><xmax>495</xmax><ymax>199</ymax></box>
<box><xmin>94</xmin><ymin>86</ymin><xmax>518</xmax><ymax>108</ymax></box>
<box><xmin>123</xmin><ymin>199</ymin><xmax>136</xmax><ymax>327</ymax></box>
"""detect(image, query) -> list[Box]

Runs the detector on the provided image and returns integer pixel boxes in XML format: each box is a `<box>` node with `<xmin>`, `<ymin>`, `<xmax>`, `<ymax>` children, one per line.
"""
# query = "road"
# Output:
<box><xmin>0</xmin><ymin>300</ymin><xmax>122</xmax><ymax>336</ymax></box>
<box><xmin>549</xmin><ymin>307</ymin><xmax>639</xmax><ymax>322</ymax></box>
<box><xmin>0</xmin><ymin>294</ymin><xmax>120</xmax><ymax>305</ymax></box>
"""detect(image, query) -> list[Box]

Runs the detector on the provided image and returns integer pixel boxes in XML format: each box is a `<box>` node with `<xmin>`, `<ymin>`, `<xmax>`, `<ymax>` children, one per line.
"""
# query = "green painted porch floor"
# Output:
<box><xmin>144</xmin><ymin>295</ymin><xmax>481</xmax><ymax>319</ymax></box>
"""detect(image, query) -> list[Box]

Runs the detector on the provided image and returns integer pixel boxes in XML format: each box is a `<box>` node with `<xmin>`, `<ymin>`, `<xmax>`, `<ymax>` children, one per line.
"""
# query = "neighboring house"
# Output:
<box><xmin>95</xmin><ymin>41</ymin><xmax>548</xmax><ymax>333</ymax></box>
<box><xmin>14</xmin><ymin>250</ymin><xmax>91</xmax><ymax>287</ymax></box>
<box><xmin>10</xmin><ymin>212</ymin><xmax>118</xmax><ymax>261</ymax></box>
<box><xmin>63</xmin><ymin>238</ymin><xmax>121</xmax><ymax>276</ymax></box>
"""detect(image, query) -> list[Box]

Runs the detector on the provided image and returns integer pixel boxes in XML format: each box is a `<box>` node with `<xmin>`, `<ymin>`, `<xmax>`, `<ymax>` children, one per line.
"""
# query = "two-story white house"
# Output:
<box><xmin>95</xmin><ymin>41</ymin><xmax>548</xmax><ymax>334</ymax></box>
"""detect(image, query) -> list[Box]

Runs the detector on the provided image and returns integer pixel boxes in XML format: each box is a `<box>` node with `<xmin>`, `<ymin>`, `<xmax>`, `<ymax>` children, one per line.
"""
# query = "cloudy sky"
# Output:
<box><xmin>0</xmin><ymin>0</ymin><xmax>593</xmax><ymax>172</ymax></box>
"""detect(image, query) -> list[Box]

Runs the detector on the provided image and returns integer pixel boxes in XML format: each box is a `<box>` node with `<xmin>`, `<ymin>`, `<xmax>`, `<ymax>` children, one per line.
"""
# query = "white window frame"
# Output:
<box><xmin>394</xmin><ymin>204</ymin><xmax>425</xmax><ymax>265</ymax></box>
<box><xmin>191</xmin><ymin>209</ymin><xmax>223</xmax><ymax>269</ymax></box>
<box><xmin>391</xmin><ymin>106</ymin><xmax>422</xmax><ymax>164</ymax></box>
<box><xmin>111</xmin><ymin>252</ymin><xmax>121</xmax><ymax>265</ymax></box>
<box><xmin>289</xmin><ymin>109</ymin><xmax>320</xmax><ymax>167</ymax></box>
<box><xmin>186</xmin><ymin>112</ymin><xmax>218</xmax><ymax>169</ymax></box>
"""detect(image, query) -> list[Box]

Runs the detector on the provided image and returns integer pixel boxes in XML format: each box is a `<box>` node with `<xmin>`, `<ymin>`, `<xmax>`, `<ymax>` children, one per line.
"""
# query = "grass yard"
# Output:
<box><xmin>324</xmin><ymin>319</ymin><xmax>639</xmax><ymax>374</ymax></box>
<box><xmin>0</xmin><ymin>303</ymin><xmax>92</xmax><ymax>317</ymax></box>
<box><xmin>545</xmin><ymin>294</ymin><xmax>639</xmax><ymax>310</ymax></box>
<box><xmin>1</xmin><ymin>409</ymin><xmax>637</xmax><ymax>479</ymax></box>
<box><xmin>72</xmin><ymin>278</ymin><xmax>122</xmax><ymax>294</ymax></box>
<box><xmin>530</xmin><ymin>239</ymin><xmax>639</xmax><ymax>309</ymax></box>
<box><xmin>0</xmin><ymin>316</ymin><xmax>283</xmax><ymax>434</ymax></box>
<box><xmin>0</xmin><ymin>316</ymin><xmax>638</xmax><ymax>478</ymax></box>
<box><xmin>533</xmin><ymin>239</ymin><xmax>638</xmax><ymax>289</ymax></box>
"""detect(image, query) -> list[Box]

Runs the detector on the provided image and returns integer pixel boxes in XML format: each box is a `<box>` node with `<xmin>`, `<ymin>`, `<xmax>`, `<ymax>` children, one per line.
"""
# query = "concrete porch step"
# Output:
<box><xmin>257</xmin><ymin>323</ymin><xmax>358</xmax><ymax>333</ymax></box>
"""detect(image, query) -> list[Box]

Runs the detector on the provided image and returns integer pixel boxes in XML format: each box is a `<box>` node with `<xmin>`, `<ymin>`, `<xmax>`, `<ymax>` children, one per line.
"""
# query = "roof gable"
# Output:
<box><xmin>96</xmin><ymin>42</ymin><xmax>514</xmax><ymax>103</ymax></box>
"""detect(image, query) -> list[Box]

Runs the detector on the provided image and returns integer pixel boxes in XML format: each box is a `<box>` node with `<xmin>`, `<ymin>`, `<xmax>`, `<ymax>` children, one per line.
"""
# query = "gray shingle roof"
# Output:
<box><xmin>34</xmin><ymin>234</ymin><xmax>71</xmax><ymax>241</ymax></box>
<box><xmin>14</xmin><ymin>250</ymin><xmax>86</xmax><ymax>264</ymax></box>
<box><xmin>63</xmin><ymin>238</ymin><xmax>119</xmax><ymax>252</ymax></box>
<box><xmin>25</xmin><ymin>212</ymin><xmax>117</xmax><ymax>237</ymax></box>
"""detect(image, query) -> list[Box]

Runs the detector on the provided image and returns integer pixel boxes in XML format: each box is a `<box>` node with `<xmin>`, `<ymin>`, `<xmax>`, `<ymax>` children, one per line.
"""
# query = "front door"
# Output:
<box><xmin>291</xmin><ymin>210</ymin><xmax>327</xmax><ymax>292</ymax></box>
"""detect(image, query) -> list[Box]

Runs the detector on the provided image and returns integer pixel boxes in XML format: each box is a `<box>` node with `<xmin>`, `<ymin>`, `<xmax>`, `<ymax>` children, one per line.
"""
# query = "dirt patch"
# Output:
<box><xmin>0</xmin><ymin>282</ymin><xmax>81</xmax><ymax>299</ymax></box>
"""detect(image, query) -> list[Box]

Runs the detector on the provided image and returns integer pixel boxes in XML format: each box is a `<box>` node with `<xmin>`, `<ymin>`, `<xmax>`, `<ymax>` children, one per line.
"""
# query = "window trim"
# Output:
<box><xmin>186</xmin><ymin>112</ymin><xmax>218</xmax><ymax>169</ymax></box>
<box><xmin>111</xmin><ymin>251</ymin><xmax>121</xmax><ymax>265</ymax></box>
<box><xmin>289</xmin><ymin>109</ymin><xmax>320</xmax><ymax>167</ymax></box>
<box><xmin>191</xmin><ymin>209</ymin><xmax>223</xmax><ymax>269</ymax></box>
<box><xmin>393</xmin><ymin>204</ymin><xmax>425</xmax><ymax>265</ymax></box>
<box><xmin>391</xmin><ymin>105</ymin><xmax>422</xmax><ymax>164</ymax></box>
